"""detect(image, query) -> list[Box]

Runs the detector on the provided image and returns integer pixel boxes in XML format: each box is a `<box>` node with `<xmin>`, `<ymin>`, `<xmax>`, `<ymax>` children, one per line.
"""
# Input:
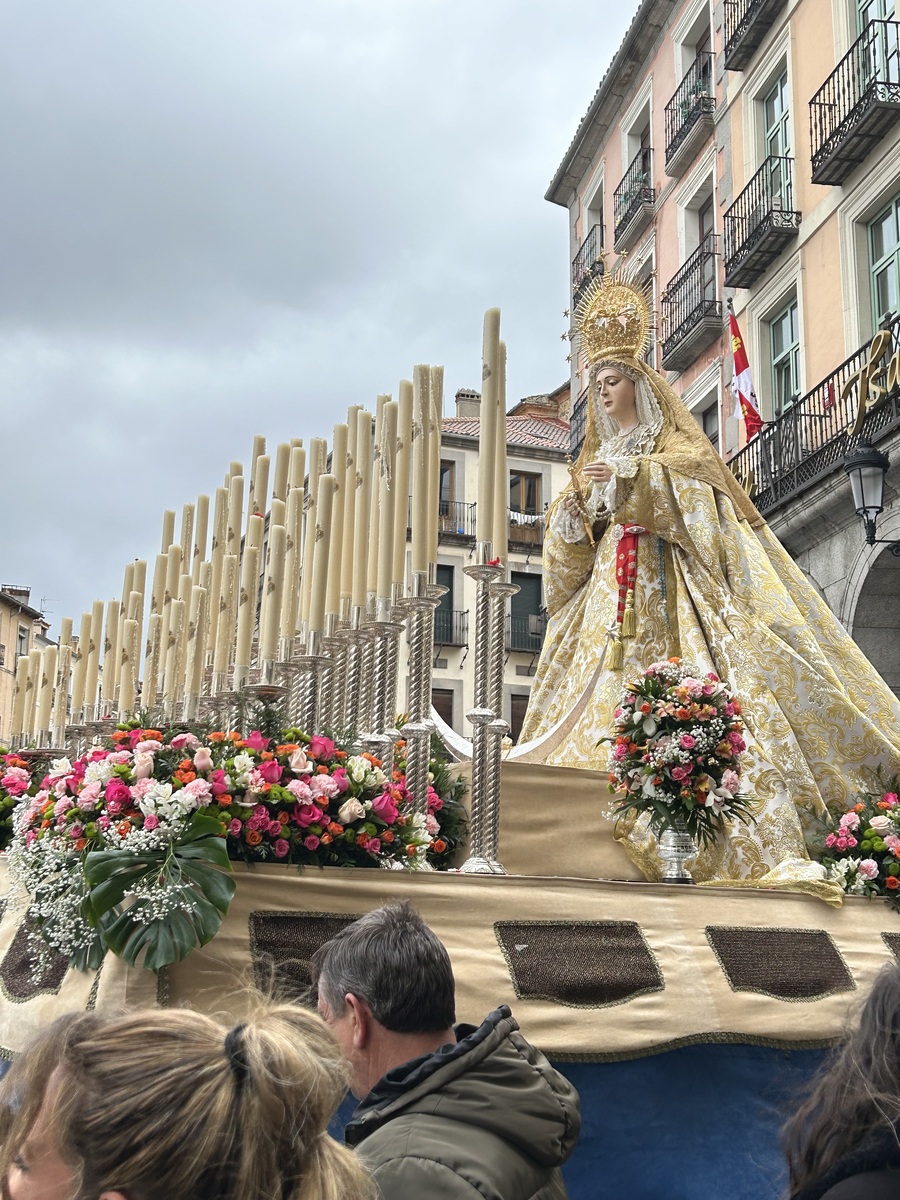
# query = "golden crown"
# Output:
<box><xmin>573</xmin><ymin>271</ymin><xmax>653</xmax><ymax>364</ymax></box>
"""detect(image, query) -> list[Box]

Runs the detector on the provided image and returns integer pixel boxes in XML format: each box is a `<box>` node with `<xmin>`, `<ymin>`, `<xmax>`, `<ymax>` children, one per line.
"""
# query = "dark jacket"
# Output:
<box><xmin>345</xmin><ymin>1005</ymin><xmax>581</xmax><ymax>1200</ymax></box>
<box><xmin>791</xmin><ymin>1126</ymin><xmax>900</xmax><ymax>1200</ymax></box>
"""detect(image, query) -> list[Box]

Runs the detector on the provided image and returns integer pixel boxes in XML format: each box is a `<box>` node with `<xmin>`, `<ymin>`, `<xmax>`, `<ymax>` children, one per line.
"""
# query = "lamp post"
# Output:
<box><xmin>842</xmin><ymin>442</ymin><xmax>900</xmax><ymax>554</ymax></box>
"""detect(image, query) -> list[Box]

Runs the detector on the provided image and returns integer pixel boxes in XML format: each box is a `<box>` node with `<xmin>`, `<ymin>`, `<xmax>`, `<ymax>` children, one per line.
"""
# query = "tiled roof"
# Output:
<box><xmin>442</xmin><ymin>415</ymin><xmax>570</xmax><ymax>451</ymax></box>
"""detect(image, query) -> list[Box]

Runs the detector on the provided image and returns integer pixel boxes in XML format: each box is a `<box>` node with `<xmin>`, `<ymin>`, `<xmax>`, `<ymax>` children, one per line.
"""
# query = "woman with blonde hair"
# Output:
<box><xmin>0</xmin><ymin>1002</ymin><xmax>375</xmax><ymax>1200</ymax></box>
<box><xmin>520</xmin><ymin>272</ymin><xmax>900</xmax><ymax>890</ymax></box>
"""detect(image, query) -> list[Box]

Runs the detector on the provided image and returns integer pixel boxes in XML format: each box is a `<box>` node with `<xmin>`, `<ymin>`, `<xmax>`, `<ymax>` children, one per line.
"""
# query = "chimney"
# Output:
<box><xmin>455</xmin><ymin>388</ymin><xmax>481</xmax><ymax>420</ymax></box>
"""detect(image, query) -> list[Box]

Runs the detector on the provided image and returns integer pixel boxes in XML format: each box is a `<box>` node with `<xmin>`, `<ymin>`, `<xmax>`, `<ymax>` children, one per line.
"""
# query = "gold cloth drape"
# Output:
<box><xmin>520</xmin><ymin>460</ymin><xmax>900</xmax><ymax>896</ymax></box>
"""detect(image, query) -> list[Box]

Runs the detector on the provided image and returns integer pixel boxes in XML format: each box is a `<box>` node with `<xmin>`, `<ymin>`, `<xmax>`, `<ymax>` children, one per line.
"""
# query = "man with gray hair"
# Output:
<box><xmin>310</xmin><ymin>899</ymin><xmax>580</xmax><ymax>1200</ymax></box>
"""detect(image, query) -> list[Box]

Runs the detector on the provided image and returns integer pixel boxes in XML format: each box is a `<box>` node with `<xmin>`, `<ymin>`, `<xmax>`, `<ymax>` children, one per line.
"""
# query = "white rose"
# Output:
<box><xmin>338</xmin><ymin>798</ymin><xmax>365</xmax><ymax>824</ymax></box>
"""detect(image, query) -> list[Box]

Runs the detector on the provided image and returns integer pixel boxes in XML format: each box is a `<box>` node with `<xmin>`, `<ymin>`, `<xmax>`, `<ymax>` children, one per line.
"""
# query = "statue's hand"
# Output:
<box><xmin>584</xmin><ymin>459</ymin><xmax>613</xmax><ymax>484</ymax></box>
<box><xmin>564</xmin><ymin>495</ymin><xmax>581</xmax><ymax>517</ymax></box>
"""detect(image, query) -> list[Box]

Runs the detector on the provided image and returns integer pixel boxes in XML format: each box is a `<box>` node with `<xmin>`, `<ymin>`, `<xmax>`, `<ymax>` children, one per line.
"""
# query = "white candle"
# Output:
<box><xmin>325</xmin><ymin>423</ymin><xmax>348</xmax><ymax>619</ymax></box>
<box><xmin>84</xmin><ymin>599</ymin><xmax>105</xmax><ymax>716</ymax></box>
<box><xmin>36</xmin><ymin>645</ymin><xmax>57</xmax><ymax>736</ymax></box>
<box><xmin>132</xmin><ymin>560</ymin><xmax>147</xmax><ymax>668</ymax></box>
<box><xmin>248</xmin><ymin>510</ymin><xmax>264</xmax><ymax>551</ymax></box>
<box><xmin>235</xmin><ymin>542</ymin><xmax>260</xmax><ymax>680</ymax></box>
<box><xmin>252</xmin><ymin>454</ymin><xmax>270</xmax><ymax>518</ymax></box>
<box><xmin>184</xmin><ymin>587</ymin><xmax>207</xmax><ymax>699</ymax></box>
<box><xmin>214</xmin><ymin>554</ymin><xmax>238</xmax><ymax>674</ymax></box>
<box><xmin>260</xmin><ymin>524</ymin><xmax>286</xmax><ymax>663</ymax></box>
<box><xmin>352</xmin><ymin>411</ymin><xmax>373</xmax><ymax>607</ymax></box>
<box><xmin>180</xmin><ymin>503</ymin><xmax>195</xmax><ymax>567</ymax></box>
<box><xmin>280</xmin><ymin>486</ymin><xmax>304</xmax><ymax>640</ymax></box>
<box><xmin>411</xmin><ymin>366</ymin><xmax>429</xmax><ymax>575</ymax></box>
<box><xmin>149</xmin><ymin>553</ymin><xmax>166</xmax><ymax>617</ymax></box>
<box><xmin>392</xmin><ymin>379</ymin><xmax>413</xmax><ymax>587</ymax></box>
<box><xmin>207</xmin><ymin>486</ymin><xmax>228</xmax><ymax>657</ymax></box>
<box><xmin>289</xmin><ymin>444</ymin><xmax>306</xmax><ymax>490</ymax></box>
<box><xmin>367</xmin><ymin>395</ymin><xmax>389</xmax><ymax>597</ymax></box>
<box><xmin>476</xmin><ymin>308</ymin><xmax>501</xmax><ymax>545</ymax></box>
<box><xmin>119</xmin><ymin>619</ymin><xmax>138</xmax><ymax>714</ymax></box>
<box><xmin>193</xmin><ymin>494</ymin><xmax>209</xmax><ymax>585</ymax></box>
<box><xmin>163</xmin><ymin>598</ymin><xmax>185</xmax><ymax>703</ymax></box>
<box><xmin>102</xmin><ymin>598</ymin><xmax>121</xmax><ymax>707</ymax></box>
<box><xmin>161</xmin><ymin>509</ymin><xmax>175</xmax><ymax>553</ymax></box>
<box><xmin>71</xmin><ymin>612</ymin><xmax>91</xmax><ymax>715</ymax></box>
<box><xmin>142</xmin><ymin>613</ymin><xmax>162</xmax><ymax>709</ymax></box>
<box><xmin>341</xmin><ymin>408</ymin><xmax>362</xmax><ymax>602</ymax></box>
<box><xmin>270</xmin><ymin>498</ymin><xmax>286</xmax><ymax>528</ymax></box>
<box><xmin>300</xmin><ymin>438</ymin><xmax>327</xmax><ymax>627</ymax></box>
<box><xmin>247</xmin><ymin>435</ymin><xmax>266</xmax><ymax>516</ymax></box>
<box><xmin>273</xmin><ymin>442</ymin><xmax>291</xmax><ymax>503</ymax></box>
<box><xmin>227</xmin><ymin>474</ymin><xmax>244</xmax><ymax>558</ymax></box>
<box><xmin>377</xmin><ymin>400</ymin><xmax>399</xmax><ymax>602</ymax></box>
<box><xmin>24</xmin><ymin>648</ymin><xmax>42</xmax><ymax>738</ymax></box>
<box><xmin>428</xmin><ymin>366</ymin><xmax>444</xmax><ymax>563</ymax></box>
<box><xmin>53</xmin><ymin>642</ymin><xmax>71</xmax><ymax>736</ymax></box>
<box><xmin>10</xmin><ymin>657</ymin><xmax>29</xmax><ymax>739</ymax></box>
<box><xmin>58</xmin><ymin>616</ymin><xmax>73</xmax><ymax>651</ymax></box>
<box><xmin>492</xmin><ymin>340</ymin><xmax>509</xmax><ymax>566</ymax></box>
<box><xmin>308</xmin><ymin>475</ymin><xmax>337</xmax><ymax>634</ymax></box>
<box><xmin>160</xmin><ymin>545</ymin><xmax>182</xmax><ymax>677</ymax></box>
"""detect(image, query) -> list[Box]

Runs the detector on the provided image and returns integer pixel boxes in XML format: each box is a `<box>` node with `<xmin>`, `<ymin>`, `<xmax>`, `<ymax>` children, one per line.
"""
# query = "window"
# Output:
<box><xmin>700</xmin><ymin>400</ymin><xmax>720</xmax><ymax>452</ymax></box>
<box><xmin>585</xmin><ymin>180</ymin><xmax>605</xmax><ymax>248</ymax></box>
<box><xmin>16</xmin><ymin>626</ymin><xmax>28</xmax><ymax>659</ymax></box>
<box><xmin>770</xmin><ymin>298</ymin><xmax>801</xmax><ymax>417</ymax></box>
<box><xmin>869</xmin><ymin>196</ymin><xmax>900</xmax><ymax>325</ymax></box>
<box><xmin>510</xmin><ymin>694</ymin><xmax>530</xmax><ymax>744</ymax></box>
<box><xmin>0</xmin><ymin>644</ymin><xmax>5</xmax><ymax>668</ymax></box>
<box><xmin>858</xmin><ymin>0</ymin><xmax>894</xmax><ymax>31</ymax></box>
<box><xmin>763</xmin><ymin>72</ymin><xmax>791</xmax><ymax>208</ymax></box>
<box><xmin>509</xmin><ymin>471</ymin><xmax>542</xmax><ymax>515</ymax></box>
<box><xmin>635</xmin><ymin>256</ymin><xmax>657</xmax><ymax>368</ymax></box>
<box><xmin>432</xmin><ymin>688</ymin><xmax>454</xmax><ymax>729</ymax></box>
<box><xmin>433</xmin><ymin>564</ymin><xmax>455</xmax><ymax>643</ymax></box>
<box><xmin>438</xmin><ymin>460</ymin><xmax>456</xmax><ymax>530</ymax></box>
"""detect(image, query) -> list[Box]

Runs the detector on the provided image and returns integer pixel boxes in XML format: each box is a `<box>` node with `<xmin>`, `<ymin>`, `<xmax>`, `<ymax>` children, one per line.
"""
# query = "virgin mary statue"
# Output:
<box><xmin>519</xmin><ymin>274</ymin><xmax>900</xmax><ymax>893</ymax></box>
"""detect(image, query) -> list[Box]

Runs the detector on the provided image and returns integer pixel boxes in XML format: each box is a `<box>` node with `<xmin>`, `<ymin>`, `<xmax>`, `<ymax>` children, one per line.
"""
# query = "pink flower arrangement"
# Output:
<box><xmin>821</xmin><ymin>782</ymin><xmax>900</xmax><ymax>909</ymax></box>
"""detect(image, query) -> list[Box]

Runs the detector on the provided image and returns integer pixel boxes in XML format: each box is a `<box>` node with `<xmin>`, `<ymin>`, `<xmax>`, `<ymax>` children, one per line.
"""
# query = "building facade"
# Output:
<box><xmin>0</xmin><ymin>587</ymin><xmax>51</xmax><ymax>744</ymax></box>
<box><xmin>398</xmin><ymin>386</ymin><xmax>571</xmax><ymax>740</ymax></box>
<box><xmin>547</xmin><ymin>0</ymin><xmax>900</xmax><ymax>694</ymax></box>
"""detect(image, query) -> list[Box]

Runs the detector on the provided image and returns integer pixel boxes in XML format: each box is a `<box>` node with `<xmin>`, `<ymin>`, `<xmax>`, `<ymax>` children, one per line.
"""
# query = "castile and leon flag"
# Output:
<box><xmin>729</xmin><ymin>309</ymin><xmax>764</xmax><ymax>439</ymax></box>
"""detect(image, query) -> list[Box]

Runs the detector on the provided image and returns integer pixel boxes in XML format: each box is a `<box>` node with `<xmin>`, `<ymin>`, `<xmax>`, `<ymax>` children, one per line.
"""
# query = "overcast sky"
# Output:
<box><xmin>1</xmin><ymin>0</ymin><xmax>629</xmax><ymax>637</ymax></box>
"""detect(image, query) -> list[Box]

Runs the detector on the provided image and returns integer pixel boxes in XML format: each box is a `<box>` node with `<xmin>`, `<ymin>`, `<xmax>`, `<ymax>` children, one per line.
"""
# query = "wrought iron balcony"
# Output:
<box><xmin>724</xmin><ymin>0</ymin><xmax>789</xmax><ymax>71</ymax></box>
<box><xmin>810</xmin><ymin>20</ymin><xmax>900</xmax><ymax>185</ymax></box>
<box><xmin>727</xmin><ymin>315</ymin><xmax>900</xmax><ymax>515</ymax></box>
<box><xmin>569</xmin><ymin>387</ymin><xmax>589</xmax><ymax>459</ymax></box>
<box><xmin>613</xmin><ymin>148</ymin><xmax>655</xmax><ymax>251</ymax></box>
<box><xmin>661</xmin><ymin>234</ymin><xmax>723</xmax><ymax>372</ymax></box>
<box><xmin>438</xmin><ymin>499</ymin><xmax>476</xmax><ymax>539</ymax></box>
<box><xmin>506</xmin><ymin>612</ymin><xmax>548</xmax><ymax>653</ymax></box>
<box><xmin>665</xmin><ymin>53</ymin><xmax>715</xmax><ymax>177</ymax></box>
<box><xmin>507</xmin><ymin>510</ymin><xmax>544</xmax><ymax>549</ymax></box>
<box><xmin>433</xmin><ymin>608</ymin><xmax>468</xmax><ymax>647</ymax></box>
<box><xmin>723</xmin><ymin>156</ymin><xmax>800</xmax><ymax>288</ymax></box>
<box><xmin>572</xmin><ymin>225</ymin><xmax>605</xmax><ymax>306</ymax></box>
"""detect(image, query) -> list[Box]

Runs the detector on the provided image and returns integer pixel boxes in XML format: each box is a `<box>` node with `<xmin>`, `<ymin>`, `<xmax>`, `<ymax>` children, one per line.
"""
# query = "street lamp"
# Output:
<box><xmin>842</xmin><ymin>442</ymin><xmax>899</xmax><ymax>553</ymax></box>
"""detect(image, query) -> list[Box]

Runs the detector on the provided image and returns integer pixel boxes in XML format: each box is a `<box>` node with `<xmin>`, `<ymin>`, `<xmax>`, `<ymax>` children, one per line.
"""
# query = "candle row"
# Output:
<box><xmin>8</xmin><ymin>309</ymin><xmax>510</xmax><ymax>744</ymax></box>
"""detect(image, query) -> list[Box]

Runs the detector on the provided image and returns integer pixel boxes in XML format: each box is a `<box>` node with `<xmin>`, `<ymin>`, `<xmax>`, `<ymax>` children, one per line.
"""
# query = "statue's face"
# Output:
<box><xmin>595</xmin><ymin>367</ymin><xmax>638</xmax><ymax>430</ymax></box>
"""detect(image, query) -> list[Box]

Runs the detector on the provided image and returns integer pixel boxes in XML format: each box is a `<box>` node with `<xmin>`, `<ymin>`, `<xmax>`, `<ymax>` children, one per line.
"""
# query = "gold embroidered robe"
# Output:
<box><xmin>519</xmin><ymin>460</ymin><xmax>900</xmax><ymax>894</ymax></box>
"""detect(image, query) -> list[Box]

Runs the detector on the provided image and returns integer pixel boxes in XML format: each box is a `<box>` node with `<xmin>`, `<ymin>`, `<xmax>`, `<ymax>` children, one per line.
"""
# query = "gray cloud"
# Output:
<box><xmin>0</xmin><ymin>0</ymin><xmax>627</xmax><ymax>633</ymax></box>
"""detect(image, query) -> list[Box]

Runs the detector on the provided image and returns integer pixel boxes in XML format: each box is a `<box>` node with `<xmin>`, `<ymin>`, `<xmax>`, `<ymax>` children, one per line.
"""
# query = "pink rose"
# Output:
<box><xmin>679</xmin><ymin>735</ymin><xmax>696</xmax><ymax>750</ymax></box>
<box><xmin>252</xmin><ymin>804</ymin><xmax>269</xmax><ymax>819</ymax></box>
<box><xmin>134</xmin><ymin>752</ymin><xmax>155</xmax><ymax>780</ymax></box>
<box><xmin>836</xmin><ymin>836</ymin><xmax>849</xmax><ymax>850</ymax></box>
<box><xmin>331</xmin><ymin>767</ymin><xmax>350</xmax><ymax>794</ymax></box>
<box><xmin>104</xmin><ymin>778</ymin><xmax>131</xmax><ymax>805</ymax></box>
<box><xmin>1</xmin><ymin>768</ymin><xmax>31</xmax><ymax>796</ymax></box>
<box><xmin>53</xmin><ymin>797</ymin><xmax>74</xmax><ymax>819</ymax></box>
<box><xmin>371</xmin><ymin>793</ymin><xmax>399</xmax><ymax>824</ymax></box>
<box><xmin>274</xmin><ymin>838</ymin><xmax>290</xmax><ymax>858</ymax></box>
<box><xmin>193</xmin><ymin>747</ymin><xmax>214</xmax><ymax>773</ymax></box>
<box><xmin>845</xmin><ymin>836</ymin><xmax>858</xmax><ymax>848</ymax></box>
<box><xmin>97</xmin><ymin>815</ymin><xmax>111</xmax><ymax>831</ymax></box>
<box><xmin>143</xmin><ymin>814</ymin><xmax>160</xmax><ymax>831</ymax></box>
<box><xmin>268</xmin><ymin>820</ymin><xmax>282</xmax><ymax>837</ymax></box>
<box><xmin>258</xmin><ymin>760</ymin><xmax>282</xmax><ymax>785</ymax></box>
<box><xmin>244</xmin><ymin>731</ymin><xmax>271</xmax><ymax>752</ymax></box>
<box><xmin>286</xmin><ymin>778</ymin><xmax>312</xmax><ymax>802</ymax></box>
<box><xmin>128</xmin><ymin>729</ymin><xmax>144</xmax><ymax>749</ymax></box>
<box><xmin>88</xmin><ymin>748</ymin><xmax>107</xmax><ymax>763</ymax></box>
<box><xmin>670</xmin><ymin>766</ymin><xmax>691</xmax><ymax>782</ymax></box>
<box><xmin>366</xmin><ymin>837</ymin><xmax>381</xmax><ymax>855</ymax></box>
<box><xmin>134</xmin><ymin>740</ymin><xmax>163</xmax><ymax>754</ymax></box>
<box><xmin>170</xmin><ymin>733</ymin><xmax>200</xmax><ymax>751</ymax></box>
<box><xmin>883</xmin><ymin>793</ymin><xmax>899</xmax><ymax>808</ymax></box>
<box><xmin>825</xmin><ymin>832</ymin><xmax>838</xmax><ymax>848</ymax></box>
<box><xmin>859</xmin><ymin>858</ymin><xmax>880</xmax><ymax>880</ymax></box>
<box><xmin>885</xmin><ymin>835</ymin><xmax>900</xmax><ymax>854</ymax></box>
<box><xmin>209</xmin><ymin>768</ymin><xmax>229</xmax><ymax>796</ymax></box>
<box><xmin>303</xmin><ymin>834</ymin><xmax>320</xmax><ymax>851</ymax></box>
<box><xmin>228</xmin><ymin>818</ymin><xmax>242</xmax><ymax>836</ymax></box>
<box><xmin>728</xmin><ymin>732</ymin><xmax>746</xmax><ymax>752</ymax></box>
<box><xmin>288</xmin><ymin>748</ymin><xmax>312</xmax><ymax>774</ymax></box>
<box><xmin>109</xmin><ymin>750</ymin><xmax>132</xmax><ymax>764</ymax></box>
<box><xmin>294</xmin><ymin>804</ymin><xmax>324</xmax><ymax>829</ymax></box>
<box><xmin>308</xmin><ymin>735</ymin><xmax>334</xmax><ymax>760</ymax></box>
<box><xmin>426</xmin><ymin>786</ymin><xmax>442</xmax><ymax>811</ymax></box>
<box><xmin>77</xmin><ymin>780</ymin><xmax>103</xmax><ymax>807</ymax></box>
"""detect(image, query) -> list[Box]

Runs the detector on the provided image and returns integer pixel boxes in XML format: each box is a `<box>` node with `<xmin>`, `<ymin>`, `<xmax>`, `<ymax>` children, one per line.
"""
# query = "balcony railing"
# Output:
<box><xmin>724</xmin><ymin>0</ymin><xmax>789</xmax><ymax>71</ymax></box>
<box><xmin>570</xmin><ymin>387</ymin><xmax>589</xmax><ymax>459</ymax></box>
<box><xmin>508</xmin><ymin>510</ymin><xmax>544</xmax><ymax>549</ymax></box>
<box><xmin>665</xmin><ymin>53</ymin><xmax>715</xmax><ymax>177</ymax></box>
<box><xmin>506</xmin><ymin>612</ymin><xmax>548</xmax><ymax>653</ymax></box>
<box><xmin>613</xmin><ymin>148</ymin><xmax>655</xmax><ymax>250</ymax></box>
<box><xmin>572</xmin><ymin>224</ymin><xmax>605</xmax><ymax>305</ymax></box>
<box><xmin>438</xmin><ymin>499</ymin><xmax>476</xmax><ymax>539</ymax></box>
<box><xmin>661</xmin><ymin>234</ymin><xmax>723</xmax><ymax>372</ymax></box>
<box><xmin>810</xmin><ymin>19</ymin><xmax>900</xmax><ymax>185</ymax></box>
<box><xmin>723</xmin><ymin>156</ymin><xmax>800</xmax><ymax>288</ymax></box>
<box><xmin>727</xmin><ymin>314</ymin><xmax>900</xmax><ymax>515</ymax></box>
<box><xmin>433</xmin><ymin>608</ymin><xmax>468</xmax><ymax>647</ymax></box>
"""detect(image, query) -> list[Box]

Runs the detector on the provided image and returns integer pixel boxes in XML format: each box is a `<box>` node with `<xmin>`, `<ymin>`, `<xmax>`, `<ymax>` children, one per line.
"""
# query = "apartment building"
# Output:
<box><xmin>0</xmin><ymin>586</ymin><xmax>51</xmax><ymax>743</ymax></box>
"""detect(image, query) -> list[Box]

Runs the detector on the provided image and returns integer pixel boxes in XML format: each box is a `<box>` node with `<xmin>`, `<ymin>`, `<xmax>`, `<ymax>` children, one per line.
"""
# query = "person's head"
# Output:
<box><xmin>0</xmin><ymin>1002</ymin><xmax>375</xmax><ymax>1200</ymax></box>
<box><xmin>310</xmin><ymin>901</ymin><xmax>456</xmax><ymax>1098</ymax></box>
<box><xmin>593</xmin><ymin>363</ymin><xmax>639</xmax><ymax>431</ymax></box>
<box><xmin>783</xmin><ymin>963</ymin><xmax>900</xmax><ymax>1196</ymax></box>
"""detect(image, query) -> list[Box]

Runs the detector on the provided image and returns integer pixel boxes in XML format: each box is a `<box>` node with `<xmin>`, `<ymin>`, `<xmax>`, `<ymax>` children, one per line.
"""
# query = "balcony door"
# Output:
<box><xmin>434</xmin><ymin>564</ymin><xmax>455</xmax><ymax>644</ymax></box>
<box><xmin>698</xmin><ymin>194</ymin><xmax>717</xmax><ymax>303</ymax></box>
<box><xmin>510</xmin><ymin>571</ymin><xmax>543</xmax><ymax>653</ymax></box>
<box><xmin>857</xmin><ymin>0</ymin><xmax>900</xmax><ymax>92</ymax></box>
<box><xmin>858</xmin><ymin>0</ymin><xmax>894</xmax><ymax>30</ymax></box>
<box><xmin>763</xmin><ymin>72</ymin><xmax>791</xmax><ymax>210</ymax></box>
<box><xmin>869</xmin><ymin>195</ymin><xmax>900</xmax><ymax>325</ymax></box>
<box><xmin>770</xmin><ymin>298</ymin><xmax>800</xmax><ymax>418</ymax></box>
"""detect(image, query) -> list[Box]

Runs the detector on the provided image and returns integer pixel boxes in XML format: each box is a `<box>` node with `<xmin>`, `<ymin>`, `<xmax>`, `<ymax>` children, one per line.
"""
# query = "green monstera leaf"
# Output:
<box><xmin>83</xmin><ymin>814</ymin><xmax>236</xmax><ymax>971</ymax></box>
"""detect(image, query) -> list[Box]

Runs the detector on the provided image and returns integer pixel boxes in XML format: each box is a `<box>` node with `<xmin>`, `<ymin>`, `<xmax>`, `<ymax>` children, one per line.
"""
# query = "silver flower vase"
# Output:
<box><xmin>657</xmin><ymin>816</ymin><xmax>697</xmax><ymax>884</ymax></box>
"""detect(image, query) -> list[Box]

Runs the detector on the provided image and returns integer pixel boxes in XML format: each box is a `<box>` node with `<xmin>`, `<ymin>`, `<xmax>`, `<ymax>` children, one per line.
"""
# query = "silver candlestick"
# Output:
<box><xmin>294</xmin><ymin>628</ymin><xmax>332</xmax><ymax>734</ymax></box>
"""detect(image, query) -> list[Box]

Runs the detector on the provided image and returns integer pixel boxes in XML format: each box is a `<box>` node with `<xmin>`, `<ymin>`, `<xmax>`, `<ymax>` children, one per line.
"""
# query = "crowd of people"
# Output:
<box><xmin>0</xmin><ymin>900</ymin><xmax>896</xmax><ymax>1200</ymax></box>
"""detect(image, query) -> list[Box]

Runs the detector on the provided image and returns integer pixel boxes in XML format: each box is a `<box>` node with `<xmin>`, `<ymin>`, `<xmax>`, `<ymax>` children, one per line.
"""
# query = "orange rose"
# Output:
<box><xmin>406</xmin><ymin>844</ymin><xmax>418</xmax><ymax>856</ymax></box>
<box><xmin>260</xmin><ymin>751</ymin><xmax>274</xmax><ymax>761</ymax></box>
<box><xmin>208</xmin><ymin>731</ymin><xmax>226</xmax><ymax>742</ymax></box>
<box><xmin>142</xmin><ymin>730</ymin><xmax>163</xmax><ymax>741</ymax></box>
<box><xmin>328</xmin><ymin>822</ymin><xmax>344</xmax><ymax>836</ymax></box>
<box><xmin>316</xmin><ymin>765</ymin><xmax>329</xmax><ymax>775</ymax></box>
<box><xmin>217</xmin><ymin>795</ymin><xmax>233</xmax><ymax>807</ymax></box>
<box><xmin>116</xmin><ymin>820</ymin><xmax>131</xmax><ymax>837</ymax></box>
<box><xmin>111</xmin><ymin>730</ymin><xmax>129</xmax><ymax>743</ymax></box>
<box><xmin>276</xmin><ymin>744</ymin><xmax>299</xmax><ymax>755</ymax></box>
<box><xmin>356</xmin><ymin>834</ymin><xmax>369</xmax><ymax>847</ymax></box>
<box><xmin>432</xmin><ymin>838</ymin><xmax>447</xmax><ymax>854</ymax></box>
<box><xmin>246</xmin><ymin>829</ymin><xmax>263</xmax><ymax>846</ymax></box>
<box><xmin>333</xmin><ymin>749</ymin><xmax>348</xmax><ymax>759</ymax></box>
<box><xmin>320</xmin><ymin>833</ymin><xmax>333</xmax><ymax>845</ymax></box>
<box><xmin>278</xmin><ymin>811</ymin><xmax>290</xmax><ymax>824</ymax></box>
<box><xmin>74</xmin><ymin>837</ymin><xmax>87</xmax><ymax>851</ymax></box>
<box><xmin>887</xmin><ymin>876</ymin><xmax>900</xmax><ymax>890</ymax></box>
<box><xmin>381</xmin><ymin>830</ymin><xmax>394</xmax><ymax>843</ymax></box>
